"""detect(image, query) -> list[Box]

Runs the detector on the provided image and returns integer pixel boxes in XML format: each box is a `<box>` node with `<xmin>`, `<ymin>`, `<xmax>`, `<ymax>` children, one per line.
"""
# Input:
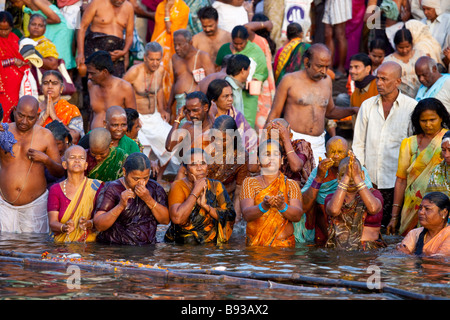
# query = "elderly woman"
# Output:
<box><xmin>325</xmin><ymin>151</ymin><xmax>385</xmax><ymax>250</ymax></box>
<box><xmin>426</xmin><ymin>130</ymin><xmax>450</xmax><ymax>197</ymax></box>
<box><xmin>48</xmin><ymin>145</ymin><xmax>103</xmax><ymax>242</ymax></box>
<box><xmin>240</xmin><ymin>139</ymin><xmax>303</xmax><ymax>247</ymax></box>
<box><xmin>215</xmin><ymin>25</ymin><xmax>268</xmax><ymax>128</ymax></box>
<box><xmin>397</xmin><ymin>192</ymin><xmax>450</xmax><ymax>256</ymax></box>
<box><xmin>28</xmin><ymin>13</ymin><xmax>59</xmax><ymax>70</ymax></box>
<box><xmin>164</xmin><ymin>148</ymin><xmax>236</xmax><ymax>244</ymax></box>
<box><xmin>37</xmin><ymin>70</ymin><xmax>84</xmax><ymax>144</ymax></box>
<box><xmin>94</xmin><ymin>152</ymin><xmax>170</xmax><ymax>245</ymax></box>
<box><xmin>383</xmin><ymin>27</ymin><xmax>425</xmax><ymax>98</ymax></box>
<box><xmin>387</xmin><ymin>98</ymin><xmax>450</xmax><ymax>236</ymax></box>
<box><xmin>10</xmin><ymin>0</ymin><xmax>76</xmax><ymax>70</ymax></box>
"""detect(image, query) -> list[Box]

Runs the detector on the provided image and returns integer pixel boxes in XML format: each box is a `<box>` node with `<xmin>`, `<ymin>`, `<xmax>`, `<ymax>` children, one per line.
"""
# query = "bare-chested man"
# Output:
<box><xmin>266</xmin><ymin>43</ymin><xmax>358</xmax><ymax>166</ymax></box>
<box><xmin>167</xmin><ymin>29</ymin><xmax>216</xmax><ymax>123</ymax></box>
<box><xmin>192</xmin><ymin>6</ymin><xmax>232</xmax><ymax>66</ymax></box>
<box><xmin>86</xmin><ymin>50</ymin><xmax>137</xmax><ymax>130</ymax></box>
<box><xmin>0</xmin><ymin>96</ymin><xmax>65</xmax><ymax>233</ymax></box>
<box><xmin>123</xmin><ymin>42</ymin><xmax>180</xmax><ymax>179</ymax></box>
<box><xmin>76</xmin><ymin>0</ymin><xmax>134</xmax><ymax>77</ymax></box>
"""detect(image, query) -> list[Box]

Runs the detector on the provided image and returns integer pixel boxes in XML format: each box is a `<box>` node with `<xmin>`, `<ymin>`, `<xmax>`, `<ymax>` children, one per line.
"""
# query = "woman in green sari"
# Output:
<box><xmin>387</xmin><ymin>98</ymin><xmax>450</xmax><ymax>236</ymax></box>
<box><xmin>215</xmin><ymin>25</ymin><xmax>268</xmax><ymax>128</ymax></box>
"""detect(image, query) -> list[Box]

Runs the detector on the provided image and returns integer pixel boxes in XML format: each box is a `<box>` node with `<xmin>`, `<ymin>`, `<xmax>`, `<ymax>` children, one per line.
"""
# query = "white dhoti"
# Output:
<box><xmin>0</xmin><ymin>190</ymin><xmax>49</xmax><ymax>233</ymax></box>
<box><xmin>291</xmin><ymin>130</ymin><xmax>326</xmax><ymax>166</ymax></box>
<box><xmin>138</xmin><ymin>112</ymin><xmax>181</xmax><ymax>167</ymax></box>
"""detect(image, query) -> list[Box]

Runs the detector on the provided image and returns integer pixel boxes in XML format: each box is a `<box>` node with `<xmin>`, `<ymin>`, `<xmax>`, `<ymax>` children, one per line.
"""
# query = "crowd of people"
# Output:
<box><xmin>1</xmin><ymin>0</ymin><xmax>450</xmax><ymax>256</ymax></box>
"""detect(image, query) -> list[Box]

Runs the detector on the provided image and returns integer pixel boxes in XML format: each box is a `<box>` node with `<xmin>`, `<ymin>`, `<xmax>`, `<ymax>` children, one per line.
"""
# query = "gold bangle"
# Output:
<box><xmin>60</xmin><ymin>224</ymin><xmax>65</xmax><ymax>233</ymax></box>
<box><xmin>190</xmin><ymin>193</ymin><xmax>198</xmax><ymax>199</ymax></box>
<box><xmin>285</xmin><ymin>150</ymin><xmax>295</xmax><ymax>156</ymax></box>
<box><xmin>151</xmin><ymin>201</ymin><xmax>157</xmax><ymax>210</ymax></box>
<box><xmin>174</xmin><ymin>119</ymin><xmax>180</xmax><ymax>124</ymax></box>
<box><xmin>392</xmin><ymin>204</ymin><xmax>401</xmax><ymax>208</ymax></box>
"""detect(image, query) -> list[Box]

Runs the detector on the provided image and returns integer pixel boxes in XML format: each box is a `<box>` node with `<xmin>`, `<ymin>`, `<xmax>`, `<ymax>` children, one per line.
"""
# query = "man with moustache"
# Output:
<box><xmin>0</xmin><ymin>95</ymin><xmax>64</xmax><ymax>233</ymax></box>
<box><xmin>266</xmin><ymin>43</ymin><xmax>359</xmax><ymax>166</ymax></box>
<box><xmin>166</xmin><ymin>29</ymin><xmax>216</xmax><ymax>123</ymax></box>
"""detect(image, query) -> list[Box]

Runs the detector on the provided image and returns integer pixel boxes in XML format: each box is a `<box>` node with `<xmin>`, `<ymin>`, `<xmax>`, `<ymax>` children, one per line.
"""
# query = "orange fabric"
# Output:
<box><xmin>350</xmin><ymin>79</ymin><xmax>378</xmax><ymax>108</ymax></box>
<box><xmin>401</xmin><ymin>225</ymin><xmax>450</xmax><ymax>256</ymax></box>
<box><xmin>241</xmin><ymin>173</ymin><xmax>300</xmax><ymax>247</ymax></box>
<box><xmin>151</xmin><ymin>0</ymin><xmax>189</xmax><ymax>103</ymax></box>
<box><xmin>42</xmin><ymin>99</ymin><xmax>81</xmax><ymax>127</ymax></box>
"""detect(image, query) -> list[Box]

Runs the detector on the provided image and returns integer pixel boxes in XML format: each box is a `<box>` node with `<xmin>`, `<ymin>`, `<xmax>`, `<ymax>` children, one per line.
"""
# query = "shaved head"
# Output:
<box><xmin>17</xmin><ymin>95</ymin><xmax>39</xmax><ymax>113</ymax></box>
<box><xmin>326</xmin><ymin>136</ymin><xmax>349</xmax><ymax>151</ymax></box>
<box><xmin>64</xmin><ymin>145</ymin><xmax>87</xmax><ymax>160</ymax></box>
<box><xmin>89</xmin><ymin>127</ymin><xmax>111</xmax><ymax>150</ymax></box>
<box><xmin>105</xmin><ymin>106</ymin><xmax>126</xmax><ymax>121</ymax></box>
<box><xmin>378</xmin><ymin>61</ymin><xmax>402</xmax><ymax>80</ymax></box>
<box><xmin>272</xmin><ymin>118</ymin><xmax>290</xmax><ymax>127</ymax></box>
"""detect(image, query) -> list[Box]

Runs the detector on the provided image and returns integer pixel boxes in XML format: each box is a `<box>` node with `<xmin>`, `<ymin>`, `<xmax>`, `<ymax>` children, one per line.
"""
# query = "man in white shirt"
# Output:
<box><xmin>421</xmin><ymin>0</ymin><xmax>450</xmax><ymax>51</ymax></box>
<box><xmin>352</xmin><ymin>61</ymin><xmax>418</xmax><ymax>229</ymax></box>
<box><xmin>212</xmin><ymin>0</ymin><xmax>250</xmax><ymax>33</ymax></box>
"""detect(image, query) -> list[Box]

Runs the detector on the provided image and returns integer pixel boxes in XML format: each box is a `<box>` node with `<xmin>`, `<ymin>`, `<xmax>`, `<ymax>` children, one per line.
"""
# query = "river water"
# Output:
<box><xmin>0</xmin><ymin>223</ymin><xmax>449</xmax><ymax>300</ymax></box>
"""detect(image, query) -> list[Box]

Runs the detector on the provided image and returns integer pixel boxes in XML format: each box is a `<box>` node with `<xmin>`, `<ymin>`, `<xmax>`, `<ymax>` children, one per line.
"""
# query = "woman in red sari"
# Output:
<box><xmin>0</xmin><ymin>11</ymin><xmax>30</xmax><ymax>122</ymax></box>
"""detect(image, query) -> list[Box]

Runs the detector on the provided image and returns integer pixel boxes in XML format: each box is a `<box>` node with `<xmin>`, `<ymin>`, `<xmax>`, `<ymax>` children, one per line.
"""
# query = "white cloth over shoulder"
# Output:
<box><xmin>138</xmin><ymin>112</ymin><xmax>180</xmax><ymax>166</ymax></box>
<box><xmin>0</xmin><ymin>190</ymin><xmax>49</xmax><ymax>233</ymax></box>
<box><xmin>291</xmin><ymin>130</ymin><xmax>326</xmax><ymax>167</ymax></box>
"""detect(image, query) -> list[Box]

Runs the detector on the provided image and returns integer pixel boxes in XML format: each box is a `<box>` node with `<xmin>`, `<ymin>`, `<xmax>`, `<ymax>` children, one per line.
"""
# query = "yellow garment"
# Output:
<box><xmin>274</xmin><ymin>37</ymin><xmax>302</xmax><ymax>82</ymax></box>
<box><xmin>32</xmin><ymin>35</ymin><xmax>59</xmax><ymax>59</ymax></box>
<box><xmin>396</xmin><ymin>128</ymin><xmax>447</xmax><ymax>236</ymax></box>
<box><xmin>53</xmin><ymin>178</ymin><xmax>100</xmax><ymax>243</ymax></box>
<box><xmin>151</xmin><ymin>0</ymin><xmax>189</xmax><ymax>104</ymax></box>
<box><xmin>241</xmin><ymin>173</ymin><xmax>301</xmax><ymax>247</ymax></box>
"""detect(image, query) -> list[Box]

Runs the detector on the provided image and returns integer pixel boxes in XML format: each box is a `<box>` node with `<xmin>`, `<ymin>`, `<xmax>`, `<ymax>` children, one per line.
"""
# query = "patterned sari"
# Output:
<box><xmin>274</xmin><ymin>38</ymin><xmax>310</xmax><ymax>86</ymax></box>
<box><xmin>241</xmin><ymin>173</ymin><xmax>301</xmax><ymax>247</ymax></box>
<box><xmin>87</xmin><ymin>147</ymin><xmax>127</xmax><ymax>182</ymax></box>
<box><xmin>164</xmin><ymin>178</ymin><xmax>236</xmax><ymax>244</ymax></box>
<box><xmin>426</xmin><ymin>161</ymin><xmax>450</xmax><ymax>197</ymax></box>
<box><xmin>42</xmin><ymin>99</ymin><xmax>81</xmax><ymax>127</ymax></box>
<box><xmin>151</xmin><ymin>0</ymin><xmax>190</xmax><ymax>103</ymax></box>
<box><xmin>325</xmin><ymin>190</ymin><xmax>385</xmax><ymax>251</ymax></box>
<box><xmin>397</xmin><ymin>129</ymin><xmax>447</xmax><ymax>236</ymax></box>
<box><xmin>53</xmin><ymin>178</ymin><xmax>102</xmax><ymax>243</ymax></box>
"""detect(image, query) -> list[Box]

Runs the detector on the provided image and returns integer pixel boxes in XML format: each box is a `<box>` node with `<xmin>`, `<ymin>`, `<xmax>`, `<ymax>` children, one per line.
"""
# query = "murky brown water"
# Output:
<box><xmin>0</xmin><ymin>223</ymin><xmax>449</xmax><ymax>300</ymax></box>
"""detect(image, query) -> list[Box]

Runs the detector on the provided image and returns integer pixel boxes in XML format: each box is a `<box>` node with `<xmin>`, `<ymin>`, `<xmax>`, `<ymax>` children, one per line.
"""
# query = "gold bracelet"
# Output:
<box><xmin>60</xmin><ymin>224</ymin><xmax>65</xmax><ymax>233</ymax></box>
<box><xmin>286</xmin><ymin>150</ymin><xmax>295</xmax><ymax>156</ymax></box>
<box><xmin>151</xmin><ymin>201</ymin><xmax>157</xmax><ymax>210</ymax></box>
<box><xmin>174</xmin><ymin>119</ymin><xmax>180</xmax><ymax>124</ymax></box>
<box><xmin>190</xmin><ymin>193</ymin><xmax>198</xmax><ymax>199</ymax></box>
<box><xmin>392</xmin><ymin>204</ymin><xmax>401</xmax><ymax>208</ymax></box>
<box><xmin>337</xmin><ymin>183</ymin><xmax>348</xmax><ymax>191</ymax></box>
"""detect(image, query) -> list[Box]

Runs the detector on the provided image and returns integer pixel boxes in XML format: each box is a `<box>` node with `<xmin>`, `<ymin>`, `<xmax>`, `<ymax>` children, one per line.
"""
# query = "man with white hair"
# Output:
<box><xmin>421</xmin><ymin>0</ymin><xmax>450</xmax><ymax>50</ymax></box>
<box><xmin>415</xmin><ymin>55</ymin><xmax>450</xmax><ymax>110</ymax></box>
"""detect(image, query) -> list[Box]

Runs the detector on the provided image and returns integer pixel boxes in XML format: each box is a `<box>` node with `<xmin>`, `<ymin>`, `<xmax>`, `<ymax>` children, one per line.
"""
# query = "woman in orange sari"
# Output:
<box><xmin>37</xmin><ymin>70</ymin><xmax>83</xmax><ymax>144</ymax></box>
<box><xmin>150</xmin><ymin>0</ymin><xmax>189</xmax><ymax>104</ymax></box>
<box><xmin>240</xmin><ymin>139</ymin><xmax>303</xmax><ymax>247</ymax></box>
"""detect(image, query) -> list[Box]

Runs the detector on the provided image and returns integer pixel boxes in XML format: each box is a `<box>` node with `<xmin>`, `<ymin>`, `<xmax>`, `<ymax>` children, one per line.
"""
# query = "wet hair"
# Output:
<box><xmin>258</xmin><ymin>138</ymin><xmax>283</xmax><ymax>159</ymax></box>
<box><xmin>145</xmin><ymin>41</ymin><xmax>163</xmax><ymax>55</ymax></box>
<box><xmin>42</xmin><ymin>69</ymin><xmax>64</xmax><ymax>84</ymax></box>
<box><xmin>123</xmin><ymin>152</ymin><xmax>151</xmax><ymax>173</ymax></box>
<box><xmin>410</xmin><ymin>98</ymin><xmax>450</xmax><ymax>135</ymax></box>
<box><xmin>302</xmin><ymin>43</ymin><xmax>330</xmax><ymax>66</ymax></box>
<box><xmin>350</xmin><ymin>53</ymin><xmax>373</xmax><ymax>68</ymax></box>
<box><xmin>125</xmin><ymin>108</ymin><xmax>139</xmax><ymax>132</ymax></box>
<box><xmin>213</xmin><ymin>114</ymin><xmax>238</xmax><ymax>131</ymax></box>
<box><xmin>221</xmin><ymin>54</ymin><xmax>232</xmax><ymax>68</ymax></box>
<box><xmin>173</xmin><ymin>29</ymin><xmax>193</xmax><ymax>42</ymax></box>
<box><xmin>226</xmin><ymin>54</ymin><xmax>250</xmax><ymax>76</ymax></box>
<box><xmin>206</xmin><ymin>79</ymin><xmax>231</xmax><ymax>102</ymax></box>
<box><xmin>197</xmin><ymin>6</ymin><xmax>218</xmax><ymax>21</ymax></box>
<box><xmin>251</xmin><ymin>13</ymin><xmax>276</xmax><ymax>56</ymax></box>
<box><xmin>29</xmin><ymin>13</ymin><xmax>46</xmax><ymax>26</ymax></box>
<box><xmin>86</xmin><ymin>50</ymin><xmax>114</xmax><ymax>74</ymax></box>
<box><xmin>231</xmin><ymin>25</ymin><xmax>249</xmax><ymax>40</ymax></box>
<box><xmin>186</xmin><ymin>91</ymin><xmax>211</xmax><ymax>109</ymax></box>
<box><xmin>46</xmin><ymin>120</ymin><xmax>72</xmax><ymax>144</ymax></box>
<box><xmin>286</xmin><ymin>22</ymin><xmax>303</xmax><ymax>41</ymax></box>
<box><xmin>338</xmin><ymin>156</ymin><xmax>362</xmax><ymax>175</ymax></box>
<box><xmin>369</xmin><ymin>38</ymin><xmax>386</xmax><ymax>53</ymax></box>
<box><xmin>0</xmin><ymin>11</ymin><xmax>14</xmax><ymax>28</ymax></box>
<box><xmin>183</xmin><ymin>148</ymin><xmax>209</xmax><ymax>167</ymax></box>
<box><xmin>393</xmin><ymin>27</ymin><xmax>413</xmax><ymax>46</ymax></box>
<box><xmin>415</xmin><ymin>192</ymin><xmax>450</xmax><ymax>255</ymax></box>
